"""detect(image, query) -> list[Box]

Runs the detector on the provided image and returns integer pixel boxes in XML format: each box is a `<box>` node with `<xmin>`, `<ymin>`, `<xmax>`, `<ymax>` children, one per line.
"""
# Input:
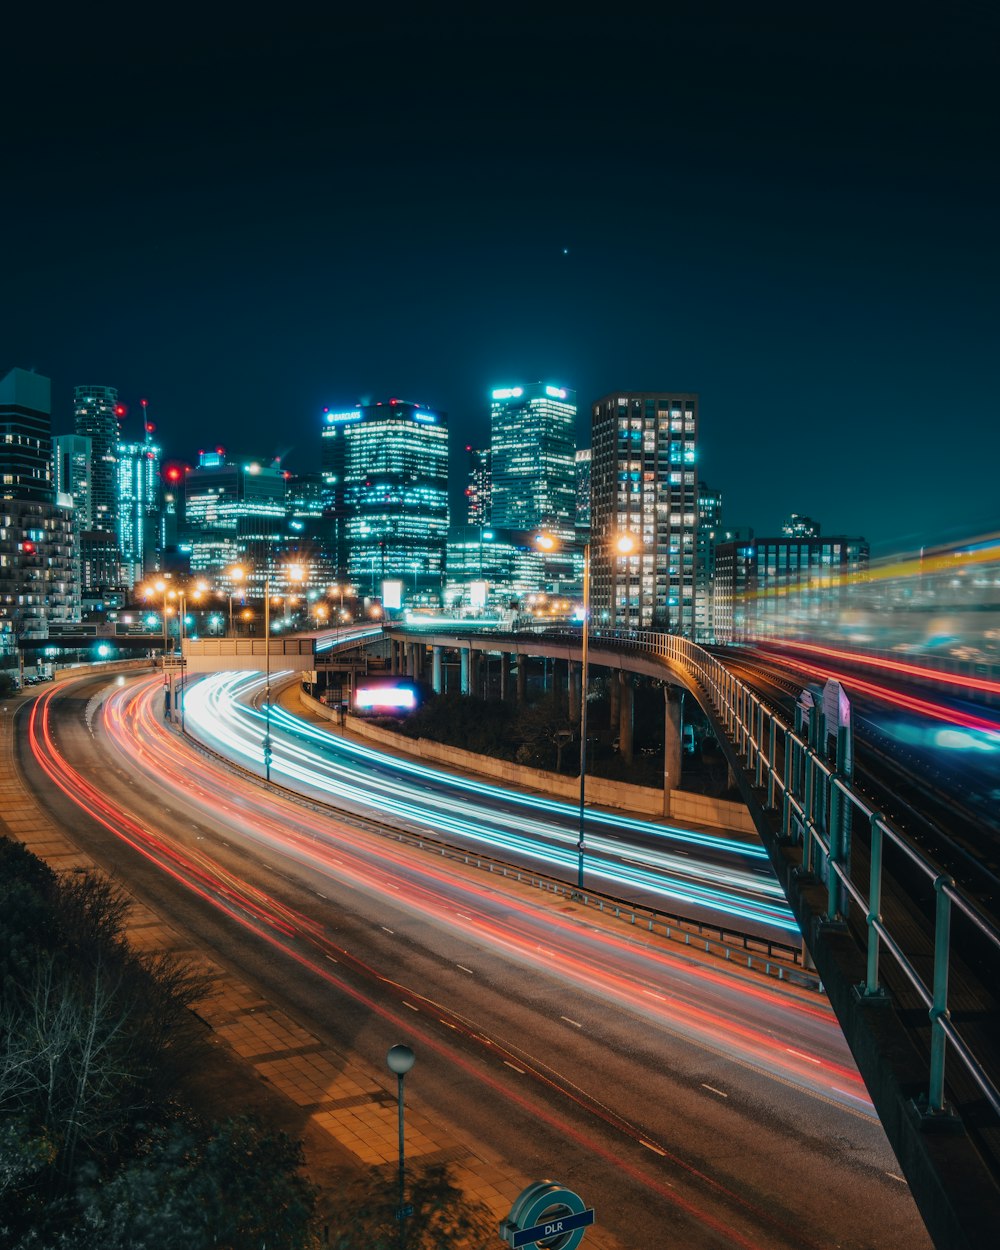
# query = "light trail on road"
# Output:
<box><xmin>23</xmin><ymin>675</ymin><xmax>899</xmax><ymax>1250</ymax></box>
<box><xmin>181</xmin><ymin>670</ymin><xmax>797</xmax><ymax>937</ymax></box>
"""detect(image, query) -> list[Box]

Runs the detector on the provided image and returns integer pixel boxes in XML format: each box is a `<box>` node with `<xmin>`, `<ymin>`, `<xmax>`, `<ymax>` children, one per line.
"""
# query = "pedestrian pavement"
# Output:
<box><xmin>0</xmin><ymin>691</ymin><xmax>626</xmax><ymax>1247</ymax></box>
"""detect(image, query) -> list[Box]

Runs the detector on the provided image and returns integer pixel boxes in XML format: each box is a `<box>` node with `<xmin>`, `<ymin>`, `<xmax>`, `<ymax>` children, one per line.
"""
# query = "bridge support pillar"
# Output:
<box><xmin>609</xmin><ymin>668</ymin><xmax>621</xmax><ymax>729</ymax></box>
<box><xmin>568</xmin><ymin>661</ymin><xmax>581</xmax><ymax>722</ymax></box>
<box><xmin>516</xmin><ymin>656</ymin><xmax>527</xmax><ymax>704</ymax></box>
<box><xmin>460</xmin><ymin>647</ymin><xmax>470</xmax><ymax>694</ymax></box>
<box><xmin>618</xmin><ymin>673</ymin><xmax>634</xmax><ymax>766</ymax></box>
<box><xmin>663</xmin><ymin>686</ymin><xmax>683</xmax><ymax>816</ymax></box>
<box><xmin>431</xmin><ymin>646</ymin><xmax>443</xmax><ymax>694</ymax></box>
<box><xmin>468</xmin><ymin>649</ymin><xmax>479</xmax><ymax>696</ymax></box>
<box><xmin>499</xmin><ymin>652</ymin><xmax>511</xmax><ymax>702</ymax></box>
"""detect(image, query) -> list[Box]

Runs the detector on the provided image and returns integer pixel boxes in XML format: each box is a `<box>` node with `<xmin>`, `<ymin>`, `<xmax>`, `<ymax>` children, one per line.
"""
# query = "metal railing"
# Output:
<box><xmin>574</xmin><ymin>626</ymin><xmax>1000</xmax><ymax>1123</ymax></box>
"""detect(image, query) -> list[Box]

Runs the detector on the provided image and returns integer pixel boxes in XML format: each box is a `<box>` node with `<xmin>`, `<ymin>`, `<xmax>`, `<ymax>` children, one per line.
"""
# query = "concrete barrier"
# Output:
<box><xmin>299</xmin><ymin>689</ymin><xmax>756</xmax><ymax>837</ymax></box>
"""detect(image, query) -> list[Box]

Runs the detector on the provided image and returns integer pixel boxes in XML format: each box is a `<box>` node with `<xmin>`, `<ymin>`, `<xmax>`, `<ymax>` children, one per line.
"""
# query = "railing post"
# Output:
<box><xmin>754</xmin><ymin>702</ymin><xmax>763</xmax><ymax>787</ymax></box>
<box><xmin>864</xmin><ymin>812</ymin><xmax>884</xmax><ymax>996</ymax></box>
<box><xmin>767</xmin><ymin>717</ymin><xmax>777</xmax><ymax>809</ymax></box>
<box><xmin>928</xmin><ymin>876</ymin><xmax>954</xmax><ymax>1115</ymax></box>
<box><xmin>827</xmin><ymin>773</ymin><xmax>843</xmax><ymax>921</ymax></box>
<box><xmin>802</xmin><ymin>752</ymin><xmax>816</xmax><ymax>874</ymax></box>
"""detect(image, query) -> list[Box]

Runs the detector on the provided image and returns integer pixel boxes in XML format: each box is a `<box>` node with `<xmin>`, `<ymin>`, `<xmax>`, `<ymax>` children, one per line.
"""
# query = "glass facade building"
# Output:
<box><xmin>73</xmin><ymin>385</ymin><xmax>120</xmax><ymax>534</ymax></box>
<box><xmin>323</xmin><ymin>399</ymin><xmax>449</xmax><ymax>601</ymax></box>
<box><xmin>489</xmin><ymin>383</ymin><xmax>576</xmax><ymax>541</ymax></box>
<box><xmin>713</xmin><ymin>535</ymin><xmax>870</xmax><ymax>643</ymax></box>
<box><xmin>590</xmin><ymin>391</ymin><xmax>699</xmax><ymax>634</ymax></box>
<box><xmin>116</xmin><ymin>435</ymin><xmax>162</xmax><ymax>589</ymax></box>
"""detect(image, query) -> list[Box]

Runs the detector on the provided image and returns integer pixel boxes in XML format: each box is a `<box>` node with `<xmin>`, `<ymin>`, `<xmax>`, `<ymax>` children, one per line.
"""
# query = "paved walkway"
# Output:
<box><xmin>0</xmin><ymin>689</ymin><xmax>625</xmax><ymax>1247</ymax></box>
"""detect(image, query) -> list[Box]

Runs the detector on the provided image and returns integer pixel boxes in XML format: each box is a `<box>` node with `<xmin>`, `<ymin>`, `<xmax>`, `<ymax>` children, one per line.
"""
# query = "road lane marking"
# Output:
<box><xmin>640</xmin><ymin>1140</ymin><xmax>667</xmax><ymax>1156</ymax></box>
<box><xmin>785</xmin><ymin>1047</ymin><xmax>820</xmax><ymax>1064</ymax></box>
<box><xmin>560</xmin><ymin>1016</ymin><xmax>582</xmax><ymax>1028</ymax></box>
<box><xmin>886</xmin><ymin>1173</ymin><xmax>906</xmax><ymax>1183</ymax></box>
<box><xmin>456</xmin><ymin>964</ymin><xmax>474</xmax><ymax>974</ymax></box>
<box><xmin>316</xmin><ymin>892</ymin><xmax>328</xmax><ymax>900</ymax></box>
<box><xmin>324</xmin><ymin>954</ymin><xmax>338</xmax><ymax>963</ymax></box>
<box><xmin>504</xmin><ymin>1061</ymin><xmax>525</xmax><ymax>1074</ymax></box>
<box><xmin>404</xmin><ymin>1002</ymin><xmax>419</xmax><ymax>1011</ymax></box>
<box><xmin>701</xmin><ymin>1084</ymin><xmax>728</xmax><ymax>1098</ymax></box>
<box><xmin>381</xmin><ymin>926</ymin><xmax>394</xmax><ymax>933</ymax></box>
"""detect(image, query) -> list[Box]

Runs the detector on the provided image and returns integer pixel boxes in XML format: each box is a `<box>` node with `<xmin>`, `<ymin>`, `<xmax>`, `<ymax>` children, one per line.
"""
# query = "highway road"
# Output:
<box><xmin>185</xmin><ymin>669</ymin><xmax>797</xmax><ymax>942</ymax></box>
<box><xmin>16</xmin><ymin>671</ymin><xmax>932</xmax><ymax>1250</ymax></box>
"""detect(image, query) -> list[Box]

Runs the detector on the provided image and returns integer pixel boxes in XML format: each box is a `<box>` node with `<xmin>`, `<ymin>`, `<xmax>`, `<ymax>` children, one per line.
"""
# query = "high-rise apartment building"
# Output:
<box><xmin>590</xmin><ymin>391</ymin><xmax>698</xmax><ymax>634</ymax></box>
<box><xmin>323</xmin><ymin>399</ymin><xmax>449</xmax><ymax>601</ymax></box>
<box><xmin>713</xmin><ymin>533</ymin><xmax>869</xmax><ymax>643</ymax></box>
<box><xmin>73</xmin><ymin>385</ymin><xmax>120</xmax><ymax>533</ymax></box>
<box><xmin>489</xmin><ymin>384</ymin><xmax>576</xmax><ymax>540</ymax></box>
<box><xmin>1</xmin><ymin>369</ymin><xmax>75</xmax><ymax>652</ymax></box>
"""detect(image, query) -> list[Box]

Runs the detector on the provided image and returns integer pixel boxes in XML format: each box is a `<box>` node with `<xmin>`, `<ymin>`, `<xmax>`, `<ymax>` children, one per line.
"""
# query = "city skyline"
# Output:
<box><xmin>3</xmin><ymin>10</ymin><xmax>998</xmax><ymax>555</ymax></box>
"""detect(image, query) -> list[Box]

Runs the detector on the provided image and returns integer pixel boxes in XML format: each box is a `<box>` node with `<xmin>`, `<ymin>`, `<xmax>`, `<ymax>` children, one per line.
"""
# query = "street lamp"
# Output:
<box><xmin>535</xmin><ymin>530</ymin><xmax>638</xmax><ymax>890</ymax></box>
<box><xmin>263</xmin><ymin>563</ymin><xmax>308</xmax><ymax>782</ymax></box>
<box><xmin>386</xmin><ymin>1044</ymin><xmax>415</xmax><ymax>1241</ymax></box>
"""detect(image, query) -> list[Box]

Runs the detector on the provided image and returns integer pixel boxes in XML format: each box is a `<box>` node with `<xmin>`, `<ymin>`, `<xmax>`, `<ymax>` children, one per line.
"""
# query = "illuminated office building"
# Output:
<box><xmin>183</xmin><ymin>449</ymin><xmax>288</xmax><ymax>593</ymax></box>
<box><xmin>465</xmin><ymin>446</ymin><xmax>492</xmax><ymax>526</ymax></box>
<box><xmin>575</xmin><ymin>448</ymin><xmax>591</xmax><ymax>533</ymax></box>
<box><xmin>489</xmin><ymin>383</ymin><xmax>576</xmax><ymax>540</ymax></box>
<box><xmin>713</xmin><ymin>533</ymin><xmax>869</xmax><ymax>643</ymax></box>
<box><xmin>116</xmin><ymin>431</ymin><xmax>162</xmax><ymax>589</ymax></box>
<box><xmin>444</xmin><ymin>525</ymin><xmax>544</xmax><ymax>611</ymax></box>
<box><xmin>322</xmin><ymin>399</ymin><xmax>449</xmax><ymax>601</ymax></box>
<box><xmin>590</xmin><ymin>391</ymin><xmax>698</xmax><ymax>634</ymax></box>
<box><xmin>695</xmin><ymin>482</ymin><xmax>722</xmax><ymax>644</ymax></box>
<box><xmin>73</xmin><ymin>385</ymin><xmax>120</xmax><ymax>533</ymax></box>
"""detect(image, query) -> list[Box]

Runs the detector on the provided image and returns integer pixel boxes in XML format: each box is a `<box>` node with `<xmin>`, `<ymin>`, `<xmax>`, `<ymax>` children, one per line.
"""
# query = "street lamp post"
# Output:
<box><xmin>263</xmin><ymin>573</ymin><xmax>272</xmax><ymax>782</ymax></box>
<box><xmin>386</xmin><ymin>1044</ymin><xmax>415</xmax><ymax>1243</ymax></box>
<box><xmin>577</xmin><ymin>540</ymin><xmax>591</xmax><ymax>889</ymax></box>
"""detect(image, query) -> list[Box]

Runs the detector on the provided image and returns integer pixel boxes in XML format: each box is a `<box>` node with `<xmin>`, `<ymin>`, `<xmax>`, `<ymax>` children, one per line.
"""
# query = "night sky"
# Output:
<box><xmin>4</xmin><ymin>6</ymin><xmax>998</xmax><ymax>554</ymax></box>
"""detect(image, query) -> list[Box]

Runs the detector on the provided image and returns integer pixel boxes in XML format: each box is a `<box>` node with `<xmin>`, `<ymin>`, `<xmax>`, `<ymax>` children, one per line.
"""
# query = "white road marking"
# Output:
<box><xmin>701</xmin><ymin>1084</ymin><xmax>728</xmax><ymax>1098</ymax></box>
<box><xmin>456</xmin><ymin>964</ymin><xmax>474</xmax><ymax>974</ymax></box>
<box><xmin>886</xmin><ymin>1172</ymin><xmax>907</xmax><ymax>1184</ymax></box>
<box><xmin>640</xmin><ymin>1140</ymin><xmax>667</xmax><ymax>1156</ymax></box>
<box><xmin>785</xmin><ymin>1047</ymin><xmax>820</xmax><ymax>1064</ymax></box>
<box><xmin>560</xmin><ymin>1016</ymin><xmax>582</xmax><ymax>1028</ymax></box>
<box><xmin>381</xmin><ymin>926</ymin><xmax>394</xmax><ymax>933</ymax></box>
<box><xmin>504</xmin><ymin>1061</ymin><xmax>525</xmax><ymax>1074</ymax></box>
<box><xmin>404</xmin><ymin>1002</ymin><xmax>419</xmax><ymax>1011</ymax></box>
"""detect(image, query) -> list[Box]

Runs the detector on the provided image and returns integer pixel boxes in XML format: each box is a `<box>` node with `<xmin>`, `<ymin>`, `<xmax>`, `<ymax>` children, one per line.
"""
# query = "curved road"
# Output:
<box><xmin>16</xmin><ymin>672</ymin><xmax>931</xmax><ymax>1250</ymax></box>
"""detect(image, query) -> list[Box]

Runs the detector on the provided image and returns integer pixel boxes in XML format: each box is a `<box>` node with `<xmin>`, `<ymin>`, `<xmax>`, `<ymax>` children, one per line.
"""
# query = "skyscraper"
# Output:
<box><xmin>324</xmin><ymin>399</ymin><xmax>449</xmax><ymax>601</ymax></box>
<box><xmin>464</xmin><ymin>446</ymin><xmax>492</xmax><ymax>526</ymax></box>
<box><xmin>73</xmin><ymin>385</ymin><xmax>120</xmax><ymax>533</ymax></box>
<box><xmin>489</xmin><ymin>384</ymin><xmax>576</xmax><ymax>540</ymax></box>
<box><xmin>116</xmin><ymin>430</ymin><xmax>163</xmax><ymax>589</ymax></box>
<box><xmin>183</xmin><ymin>449</ymin><xmax>287</xmax><ymax>592</ymax></box>
<box><xmin>695</xmin><ymin>481</ymin><xmax>722</xmax><ymax>644</ymax></box>
<box><xmin>590</xmin><ymin>391</ymin><xmax>698</xmax><ymax>634</ymax></box>
<box><xmin>1</xmin><ymin>368</ymin><xmax>53</xmax><ymax>503</ymax></box>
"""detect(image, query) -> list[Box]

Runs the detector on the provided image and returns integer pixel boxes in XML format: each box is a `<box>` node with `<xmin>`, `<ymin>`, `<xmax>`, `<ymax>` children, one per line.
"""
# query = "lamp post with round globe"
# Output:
<box><xmin>386</xmin><ymin>1044</ymin><xmax>415</xmax><ymax>1243</ymax></box>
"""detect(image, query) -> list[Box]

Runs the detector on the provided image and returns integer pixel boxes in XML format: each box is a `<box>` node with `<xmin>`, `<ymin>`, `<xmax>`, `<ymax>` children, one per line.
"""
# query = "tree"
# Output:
<box><xmin>68</xmin><ymin>1116</ymin><xmax>318</xmax><ymax>1250</ymax></box>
